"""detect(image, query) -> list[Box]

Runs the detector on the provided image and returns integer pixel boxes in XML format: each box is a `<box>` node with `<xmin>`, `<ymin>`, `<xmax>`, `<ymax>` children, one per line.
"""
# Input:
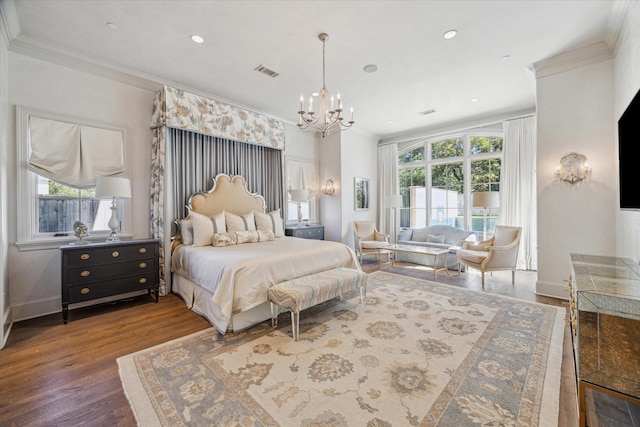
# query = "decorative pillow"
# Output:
<box><xmin>211</xmin><ymin>211</ymin><xmax>226</xmax><ymax>233</ymax></box>
<box><xmin>427</xmin><ymin>234</ymin><xmax>445</xmax><ymax>243</ymax></box>
<box><xmin>225</xmin><ymin>211</ymin><xmax>257</xmax><ymax>232</ymax></box>
<box><xmin>212</xmin><ymin>232</ymin><xmax>238</xmax><ymax>247</ymax></box>
<box><xmin>180</xmin><ymin>219</ymin><xmax>194</xmax><ymax>246</ymax></box>
<box><xmin>190</xmin><ymin>211</ymin><xmax>215</xmax><ymax>246</ymax></box>
<box><xmin>257</xmin><ymin>229</ymin><xmax>275</xmax><ymax>242</ymax></box>
<box><xmin>235</xmin><ymin>230</ymin><xmax>260</xmax><ymax>244</ymax></box>
<box><xmin>253</xmin><ymin>209</ymin><xmax>284</xmax><ymax>238</ymax></box>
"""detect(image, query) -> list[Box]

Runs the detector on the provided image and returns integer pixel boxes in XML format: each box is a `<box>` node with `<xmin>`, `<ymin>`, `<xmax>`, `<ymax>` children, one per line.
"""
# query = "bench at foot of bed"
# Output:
<box><xmin>268</xmin><ymin>267</ymin><xmax>367</xmax><ymax>341</ymax></box>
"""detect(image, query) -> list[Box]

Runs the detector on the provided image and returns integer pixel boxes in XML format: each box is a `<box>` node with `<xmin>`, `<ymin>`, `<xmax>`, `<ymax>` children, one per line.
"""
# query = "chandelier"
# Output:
<box><xmin>297</xmin><ymin>33</ymin><xmax>354</xmax><ymax>137</ymax></box>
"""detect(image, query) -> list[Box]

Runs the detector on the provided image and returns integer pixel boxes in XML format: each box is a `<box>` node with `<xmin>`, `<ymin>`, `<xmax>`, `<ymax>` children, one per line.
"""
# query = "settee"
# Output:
<box><xmin>396</xmin><ymin>225</ymin><xmax>477</xmax><ymax>270</ymax></box>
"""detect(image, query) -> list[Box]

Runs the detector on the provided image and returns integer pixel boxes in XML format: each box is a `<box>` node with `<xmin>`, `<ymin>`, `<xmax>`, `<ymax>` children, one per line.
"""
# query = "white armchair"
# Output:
<box><xmin>353</xmin><ymin>221</ymin><xmax>390</xmax><ymax>264</ymax></box>
<box><xmin>456</xmin><ymin>225</ymin><xmax>522</xmax><ymax>288</ymax></box>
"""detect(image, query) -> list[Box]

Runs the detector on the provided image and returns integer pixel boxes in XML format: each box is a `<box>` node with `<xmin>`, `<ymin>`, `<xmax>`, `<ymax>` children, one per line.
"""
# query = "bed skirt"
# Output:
<box><xmin>172</xmin><ymin>273</ymin><xmax>273</xmax><ymax>333</ymax></box>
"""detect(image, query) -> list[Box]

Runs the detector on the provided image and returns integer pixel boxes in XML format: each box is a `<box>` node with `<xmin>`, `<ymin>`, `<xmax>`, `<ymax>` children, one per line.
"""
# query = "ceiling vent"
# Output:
<box><xmin>418</xmin><ymin>108</ymin><xmax>436</xmax><ymax>116</ymax></box>
<box><xmin>254</xmin><ymin>65</ymin><xmax>279</xmax><ymax>78</ymax></box>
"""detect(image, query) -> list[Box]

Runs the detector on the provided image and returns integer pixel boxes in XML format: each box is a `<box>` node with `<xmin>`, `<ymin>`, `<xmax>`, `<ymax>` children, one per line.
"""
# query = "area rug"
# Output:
<box><xmin>118</xmin><ymin>271</ymin><xmax>565</xmax><ymax>426</ymax></box>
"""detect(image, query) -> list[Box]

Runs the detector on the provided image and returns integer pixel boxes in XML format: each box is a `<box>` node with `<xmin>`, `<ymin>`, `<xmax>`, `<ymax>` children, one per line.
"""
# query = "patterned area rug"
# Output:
<box><xmin>118</xmin><ymin>271</ymin><xmax>565</xmax><ymax>426</ymax></box>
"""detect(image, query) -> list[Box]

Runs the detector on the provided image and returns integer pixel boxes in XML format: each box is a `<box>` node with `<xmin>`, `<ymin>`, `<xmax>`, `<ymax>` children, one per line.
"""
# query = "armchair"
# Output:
<box><xmin>456</xmin><ymin>225</ymin><xmax>522</xmax><ymax>288</ymax></box>
<box><xmin>353</xmin><ymin>221</ymin><xmax>390</xmax><ymax>264</ymax></box>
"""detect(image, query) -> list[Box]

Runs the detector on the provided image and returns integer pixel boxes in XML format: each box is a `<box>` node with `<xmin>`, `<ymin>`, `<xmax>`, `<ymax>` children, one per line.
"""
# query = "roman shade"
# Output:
<box><xmin>28</xmin><ymin>116</ymin><xmax>124</xmax><ymax>189</ymax></box>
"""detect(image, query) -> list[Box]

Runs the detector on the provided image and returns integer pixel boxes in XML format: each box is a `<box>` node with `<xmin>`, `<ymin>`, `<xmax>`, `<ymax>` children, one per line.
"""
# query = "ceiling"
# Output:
<box><xmin>4</xmin><ymin>0</ymin><xmax>621</xmax><ymax>139</ymax></box>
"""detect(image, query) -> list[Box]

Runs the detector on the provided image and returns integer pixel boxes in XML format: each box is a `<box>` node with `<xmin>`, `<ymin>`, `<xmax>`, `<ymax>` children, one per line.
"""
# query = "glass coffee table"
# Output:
<box><xmin>378</xmin><ymin>244</ymin><xmax>450</xmax><ymax>281</ymax></box>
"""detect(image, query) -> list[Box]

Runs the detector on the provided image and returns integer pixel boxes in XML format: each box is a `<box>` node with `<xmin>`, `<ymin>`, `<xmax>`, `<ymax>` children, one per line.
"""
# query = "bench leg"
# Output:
<box><xmin>291</xmin><ymin>310</ymin><xmax>300</xmax><ymax>341</ymax></box>
<box><xmin>270</xmin><ymin>302</ymin><xmax>278</xmax><ymax>328</ymax></box>
<box><xmin>360</xmin><ymin>285</ymin><xmax>366</xmax><ymax>307</ymax></box>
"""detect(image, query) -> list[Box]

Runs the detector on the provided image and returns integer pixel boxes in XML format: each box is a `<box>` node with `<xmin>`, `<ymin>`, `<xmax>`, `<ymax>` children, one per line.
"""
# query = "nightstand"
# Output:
<box><xmin>285</xmin><ymin>224</ymin><xmax>324</xmax><ymax>240</ymax></box>
<box><xmin>60</xmin><ymin>238</ymin><xmax>160</xmax><ymax>323</ymax></box>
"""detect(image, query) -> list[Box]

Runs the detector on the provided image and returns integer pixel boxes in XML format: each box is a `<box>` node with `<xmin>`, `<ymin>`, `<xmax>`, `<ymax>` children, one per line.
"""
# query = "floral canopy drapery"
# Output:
<box><xmin>150</xmin><ymin>85</ymin><xmax>286</xmax><ymax>294</ymax></box>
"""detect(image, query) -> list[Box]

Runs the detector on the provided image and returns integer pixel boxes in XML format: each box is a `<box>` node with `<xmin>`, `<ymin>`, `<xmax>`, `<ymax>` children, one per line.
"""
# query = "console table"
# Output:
<box><xmin>569</xmin><ymin>253</ymin><xmax>640</xmax><ymax>426</ymax></box>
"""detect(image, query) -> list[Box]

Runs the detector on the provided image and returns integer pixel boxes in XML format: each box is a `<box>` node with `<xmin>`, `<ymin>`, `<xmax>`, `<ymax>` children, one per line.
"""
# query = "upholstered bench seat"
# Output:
<box><xmin>268</xmin><ymin>267</ymin><xmax>367</xmax><ymax>340</ymax></box>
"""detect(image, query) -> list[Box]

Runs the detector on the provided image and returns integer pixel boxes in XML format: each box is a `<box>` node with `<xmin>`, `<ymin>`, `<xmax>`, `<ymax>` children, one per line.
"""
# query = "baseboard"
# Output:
<box><xmin>536</xmin><ymin>279</ymin><xmax>570</xmax><ymax>300</ymax></box>
<box><xmin>2</xmin><ymin>305</ymin><xmax>12</xmax><ymax>349</ymax></box>
<box><xmin>10</xmin><ymin>290</ymin><xmax>148</xmax><ymax>322</ymax></box>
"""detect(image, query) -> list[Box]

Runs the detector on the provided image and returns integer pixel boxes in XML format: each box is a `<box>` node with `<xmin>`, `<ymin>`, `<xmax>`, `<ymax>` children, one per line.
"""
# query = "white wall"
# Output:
<box><xmin>535</xmin><ymin>58</ymin><xmax>617</xmax><ymax>298</ymax></box>
<box><xmin>1</xmin><ymin>13</ymin><xmax>11</xmax><ymax>347</ymax></box>
<box><xmin>340</xmin><ymin>129</ymin><xmax>379</xmax><ymax>250</ymax></box>
<box><xmin>615</xmin><ymin>2</ymin><xmax>640</xmax><ymax>261</ymax></box>
<box><xmin>7</xmin><ymin>53</ymin><xmax>158</xmax><ymax>321</ymax></box>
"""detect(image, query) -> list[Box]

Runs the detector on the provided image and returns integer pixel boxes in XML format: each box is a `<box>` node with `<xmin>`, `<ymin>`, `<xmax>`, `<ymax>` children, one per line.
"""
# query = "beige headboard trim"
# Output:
<box><xmin>187</xmin><ymin>174</ymin><xmax>266</xmax><ymax>217</ymax></box>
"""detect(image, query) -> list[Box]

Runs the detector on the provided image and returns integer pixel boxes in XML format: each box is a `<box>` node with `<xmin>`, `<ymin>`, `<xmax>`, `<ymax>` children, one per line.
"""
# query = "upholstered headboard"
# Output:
<box><xmin>188</xmin><ymin>173</ymin><xmax>266</xmax><ymax>216</ymax></box>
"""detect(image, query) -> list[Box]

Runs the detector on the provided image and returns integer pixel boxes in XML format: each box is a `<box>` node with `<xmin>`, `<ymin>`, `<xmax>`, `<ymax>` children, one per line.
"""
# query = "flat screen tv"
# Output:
<box><xmin>618</xmin><ymin>87</ymin><xmax>640</xmax><ymax>210</ymax></box>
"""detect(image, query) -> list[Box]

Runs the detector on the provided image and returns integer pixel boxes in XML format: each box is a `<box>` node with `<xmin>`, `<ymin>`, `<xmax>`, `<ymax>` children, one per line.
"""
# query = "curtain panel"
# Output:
<box><xmin>151</xmin><ymin>85</ymin><xmax>286</xmax><ymax>150</ymax></box>
<box><xmin>377</xmin><ymin>143</ymin><xmax>399</xmax><ymax>240</ymax></box>
<box><xmin>501</xmin><ymin>115</ymin><xmax>537</xmax><ymax>271</ymax></box>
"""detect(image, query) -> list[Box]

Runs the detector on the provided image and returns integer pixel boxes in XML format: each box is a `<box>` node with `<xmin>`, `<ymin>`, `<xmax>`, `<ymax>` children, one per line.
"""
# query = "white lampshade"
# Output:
<box><xmin>291</xmin><ymin>189</ymin><xmax>308</xmax><ymax>203</ymax></box>
<box><xmin>385</xmin><ymin>194</ymin><xmax>403</xmax><ymax>208</ymax></box>
<box><xmin>472</xmin><ymin>191</ymin><xmax>499</xmax><ymax>208</ymax></box>
<box><xmin>95</xmin><ymin>176</ymin><xmax>131</xmax><ymax>199</ymax></box>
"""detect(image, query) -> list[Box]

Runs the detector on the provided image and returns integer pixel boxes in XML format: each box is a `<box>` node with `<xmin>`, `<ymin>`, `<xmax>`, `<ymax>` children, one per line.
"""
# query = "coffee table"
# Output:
<box><xmin>378</xmin><ymin>244</ymin><xmax>450</xmax><ymax>281</ymax></box>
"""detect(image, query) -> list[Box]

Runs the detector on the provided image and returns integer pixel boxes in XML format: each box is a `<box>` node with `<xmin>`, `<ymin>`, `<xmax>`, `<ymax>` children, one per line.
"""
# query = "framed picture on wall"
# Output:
<box><xmin>355</xmin><ymin>177</ymin><xmax>369</xmax><ymax>210</ymax></box>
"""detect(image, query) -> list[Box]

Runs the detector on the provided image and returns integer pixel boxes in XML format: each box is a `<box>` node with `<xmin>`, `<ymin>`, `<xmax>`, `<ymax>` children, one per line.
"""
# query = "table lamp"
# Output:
<box><xmin>290</xmin><ymin>189</ymin><xmax>308</xmax><ymax>225</ymax></box>
<box><xmin>95</xmin><ymin>176</ymin><xmax>131</xmax><ymax>241</ymax></box>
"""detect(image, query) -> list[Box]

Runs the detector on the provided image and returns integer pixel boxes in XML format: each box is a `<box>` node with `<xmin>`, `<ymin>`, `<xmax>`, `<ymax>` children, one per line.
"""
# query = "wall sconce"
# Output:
<box><xmin>321</xmin><ymin>179</ymin><xmax>335</xmax><ymax>195</ymax></box>
<box><xmin>554</xmin><ymin>153</ymin><xmax>592</xmax><ymax>183</ymax></box>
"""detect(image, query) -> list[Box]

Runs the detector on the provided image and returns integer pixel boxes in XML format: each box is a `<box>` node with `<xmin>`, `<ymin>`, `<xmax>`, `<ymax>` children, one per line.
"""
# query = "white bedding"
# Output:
<box><xmin>171</xmin><ymin>237</ymin><xmax>360</xmax><ymax>332</ymax></box>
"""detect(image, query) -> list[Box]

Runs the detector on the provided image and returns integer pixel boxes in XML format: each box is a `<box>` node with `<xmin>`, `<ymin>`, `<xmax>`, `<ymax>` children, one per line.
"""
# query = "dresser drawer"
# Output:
<box><xmin>65</xmin><ymin>243</ymin><xmax>156</xmax><ymax>267</ymax></box>
<box><xmin>66</xmin><ymin>257</ymin><xmax>157</xmax><ymax>285</ymax></box>
<box><xmin>68</xmin><ymin>273</ymin><xmax>159</xmax><ymax>303</ymax></box>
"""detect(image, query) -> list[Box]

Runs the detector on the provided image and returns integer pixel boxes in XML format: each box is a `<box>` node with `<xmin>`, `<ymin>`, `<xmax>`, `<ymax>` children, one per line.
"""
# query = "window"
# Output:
<box><xmin>398</xmin><ymin>133</ymin><xmax>503</xmax><ymax>235</ymax></box>
<box><xmin>16</xmin><ymin>107</ymin><xmax>128</xmax><ymax>250</ymax></box>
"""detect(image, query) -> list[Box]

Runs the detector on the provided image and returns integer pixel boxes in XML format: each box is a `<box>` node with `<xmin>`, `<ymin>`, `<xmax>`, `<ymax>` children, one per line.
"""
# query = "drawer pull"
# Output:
<box><xmin>139</xmin><ymin>248</ymin><xmax>147</xmax><ymax>254</ymax></box>
<box><xmin>112</xmin><ymin>251</ymin><xmax>119</xmax><ymax>258</ymax></box>
<box><xmin>80</xmin><ymin>254</ymin><xmax>90</xmax><ymax>260</ymax></box>
<box><xmin>80</xmin><ymin>270</ymin><xmax>90</xmax><ymax>277</ymax></box>
<box><xmin>139</xmin><ymin>278</ymin><xmax>147</xmax><ymax>284</ymax></box>
<box><xmin>81</xmin><ymin>287</ymin><xmax>90</xmax><ymax>295</ymax></box>
<box><xmin>139</xmin><ymin>262</ymin><xmax>147</xmax><ymax>269</ymax></box>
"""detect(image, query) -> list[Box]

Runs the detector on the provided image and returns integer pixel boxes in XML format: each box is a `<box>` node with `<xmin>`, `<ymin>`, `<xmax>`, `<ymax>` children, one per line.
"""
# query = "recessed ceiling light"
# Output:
<box><xmin>443</xmin><ymin>30</ymin><xmax>457</xmax><ymax>40</ymax></box>
<box><xmin>106</xmin><ymin>22</ymin><xmax>119</xmax><ymax>30</ymax></box>
<box><xmin>190</xmin><ymin>34</ymin><xmax>204</xmax><ymax>44</ymax></box>
<box><xmin>311</xmin><ymin>92</ymin><xmax>319</xmax><ymax>97</ymax></box>
<box><xmin>363</xmin><ymin>64</ymin><xmax>378</xmax><ymax>73</ymax></box>
<box><xmin>387</xmin><ymin>120</ymin><xmax>393</xmax><ymax>124</ymax></box>
<box><xmin>471</xmin><ymin>98</ymin><xmax>479</xmax><ymax>103</ymax></box>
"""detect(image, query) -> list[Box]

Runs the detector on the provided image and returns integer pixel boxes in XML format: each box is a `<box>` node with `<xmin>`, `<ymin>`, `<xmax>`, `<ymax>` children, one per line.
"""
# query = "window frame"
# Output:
<box><xmin>16</xmin><ymin>106</ymin><xmax>131</xmax><ymax>251</ymax></box>
<box><xmin>398</xmin><ymin>131</ymin><xmax>503</xmax><ymax>232</ymax></box>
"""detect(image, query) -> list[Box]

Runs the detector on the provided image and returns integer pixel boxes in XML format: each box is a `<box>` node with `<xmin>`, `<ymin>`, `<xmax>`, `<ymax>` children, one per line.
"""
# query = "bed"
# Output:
<box><xmin>170</xmin><ymin>174</ymin><xmax>360</xmax><ymax>334</ymax></box>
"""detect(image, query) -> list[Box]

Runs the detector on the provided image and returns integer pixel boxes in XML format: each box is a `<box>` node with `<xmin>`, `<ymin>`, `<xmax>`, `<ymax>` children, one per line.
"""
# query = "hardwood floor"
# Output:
<box><xmin>0</xmin><ymin>258</ymin><xmax>635</xmax><ymax>426</ymax></box>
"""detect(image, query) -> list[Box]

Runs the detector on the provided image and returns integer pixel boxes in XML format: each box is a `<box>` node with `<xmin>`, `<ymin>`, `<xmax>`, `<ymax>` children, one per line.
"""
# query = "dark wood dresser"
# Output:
<box><xmin>60</xmin><ymin>239</ymin><xmax>160</xmax><ymax>323</ymax></box>
<box><xmin>285</xmin><ymin>224</ymin><xmax>324</xmax><ymax>240</ymax></box>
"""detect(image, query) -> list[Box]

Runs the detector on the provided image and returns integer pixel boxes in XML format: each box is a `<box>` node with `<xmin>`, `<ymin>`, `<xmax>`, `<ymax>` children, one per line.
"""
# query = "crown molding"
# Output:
<box><xmin>528</xmin><ymin>42</ymin><xmax>614</xmax><ymax>79</ymax></box>
<box><xmin>9</xmin><ymin>35</ymin><xmax>163</xmax><ymax>92</ymax></box>
<box><xmin>0</xmin><ymin>0</ymin><xmax>20</xmax><ymax>47</ymax></box>
<box><xmin>605</xmin><ymin>0</ymin><xmax>632</xmax><ymax>55</ymax></box>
